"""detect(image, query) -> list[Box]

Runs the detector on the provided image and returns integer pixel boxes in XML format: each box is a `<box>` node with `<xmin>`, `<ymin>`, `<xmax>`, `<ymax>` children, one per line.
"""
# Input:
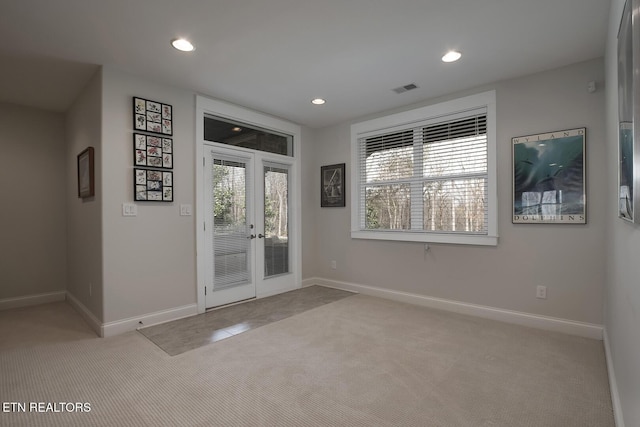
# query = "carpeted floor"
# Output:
<box><xmin>0</xmin><ymin>289</ymin><xmax>614</xmax><ymax>426</ymax></box>
<box><xmin>139</xmin><ymin>285</ymin><xmax>355</xmax><ymax>355</ymax></box>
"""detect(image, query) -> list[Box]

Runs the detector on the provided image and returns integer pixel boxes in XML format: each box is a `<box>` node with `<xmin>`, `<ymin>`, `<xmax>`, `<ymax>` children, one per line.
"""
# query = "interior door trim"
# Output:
<box><xmin>195</xmin><ymin>95</ymin><xmax>302</xmax><ymax>314</ymax></box>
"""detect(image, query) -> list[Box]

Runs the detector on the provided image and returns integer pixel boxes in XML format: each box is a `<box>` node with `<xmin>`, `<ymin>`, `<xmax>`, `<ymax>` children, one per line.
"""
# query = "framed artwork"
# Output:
<box><xmin>512</xmin><ymin>128</ymin><xmax>586</xmax><ymax>224</ymax></box>
<box><xmin>619</xmin><ymin>122</ymin><xmax>634</xmax><ymax>220</ymax></box>
<box><xmin>133</xmin><ymin>97</ymin><xmax>173</xmax><ymax>136</ymax></box>
<box><xmin>618</xmin><ymin>0</ymin><xmax>640</xmax><ymax>223</ymax></box>
<box><xmin>321</xmin><ymin>163</ymin><xmax>345</xmax><ymax>207</ymax></box>
<box><xmin>77</xmin><ymin>147</ymin><xmax>95</xmax><ymax>198</ymax></box>
<box><xmin>134</xmin><ymin>133</ymin><xmax>173</xmax><ymax>169</ymax></box>
<box><xmin>134</xmin><ymin>168</ymin><xmax>173</xmax><ymax>202</ymax></box>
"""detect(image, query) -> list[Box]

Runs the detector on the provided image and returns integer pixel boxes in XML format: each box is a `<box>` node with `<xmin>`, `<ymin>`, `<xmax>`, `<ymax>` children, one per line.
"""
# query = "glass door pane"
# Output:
<box><xmin>212</xmin><ymin>158</ymin><xmax>251</xmax><ymax>290</ymax></box>
<box><xmin>263</xmin><ymin>165</ymin><xmax>289</xmax><ymax>277</ymax></box>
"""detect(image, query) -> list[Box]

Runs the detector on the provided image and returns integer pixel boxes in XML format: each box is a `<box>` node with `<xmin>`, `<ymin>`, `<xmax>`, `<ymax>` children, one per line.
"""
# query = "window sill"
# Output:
<box><xmin>351</xmin><ymin>230</ymin><xmax>498</xmax><ymax>246</ymax></box>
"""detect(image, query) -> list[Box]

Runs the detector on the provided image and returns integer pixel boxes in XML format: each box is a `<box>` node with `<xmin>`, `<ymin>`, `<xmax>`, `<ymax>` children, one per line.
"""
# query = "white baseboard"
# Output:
<box><xmin>102</xmin><ymin>303</ymin><xmax>198</xmax><ymax>337</ymax></box>
<box><xmin>301</xmin><ymin>278</ymin><xmax>317</xmax><ymax>288</ymax></box>
<box><xmin>67</xmin><ymin>293</ymin><xmax>200</xmax><ymax>338</ymax></box>
<box><xmin>0</xmin><ymin>291</ymin><xmax>66</xmax><ymax>311</ymax></box>
<box><xmin>66</xmin><ymin>292</ymin><xmax>103</xmax><ymax>337</ymax></box>
<box><xmin>307</xmin><ymin>277</ymin><xmax>603</xmax><ymax>340</ymax></box>
<box><xmin>603</xmin><ymin>329</ymin><xmax>625</xmax><ymax>427</ymax></box>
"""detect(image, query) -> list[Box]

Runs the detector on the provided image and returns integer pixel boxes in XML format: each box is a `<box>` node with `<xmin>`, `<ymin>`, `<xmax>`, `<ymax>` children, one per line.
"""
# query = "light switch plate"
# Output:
<box><xmin>122</xmin><ymin>203</ymin><xmax>137</xmax><ymax>217</ymax></box>
<box><xmin>180</xmin><ymin>204</ymin><xmax>192</xmax><ymax>216</ymax></box>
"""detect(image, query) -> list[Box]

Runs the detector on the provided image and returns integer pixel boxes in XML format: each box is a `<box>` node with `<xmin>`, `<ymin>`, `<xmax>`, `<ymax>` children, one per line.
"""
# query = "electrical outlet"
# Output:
<box><xmin>536</xmin><ymin>285</ymin><xmax>547</xmax><ymax>299</ymax></box>
<box><xmin>331</xmin><ymin>260</ymin><xmax>337</xmax><ymax>270</ymax></box>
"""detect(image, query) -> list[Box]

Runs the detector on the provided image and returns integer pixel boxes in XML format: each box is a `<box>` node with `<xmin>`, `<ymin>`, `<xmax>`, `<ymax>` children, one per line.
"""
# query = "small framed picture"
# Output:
<box><xmin>134</xmin><ymin>168</ymin><xmax>173</xmax><ymax>202</ymax></box>
<box><xmin>321</xmin><ymin>163</ymin><xmax>345</xmax><ymax>207</ymax></box>
<box><xmin>133</xmin><ymin>97</ymin><xmax>173</xmax><ymax>136</ymax></box>
<box><xmin>133</xmin><ymin>133</ymin><xmax>173</xmax><ymax>169</ymax></box>
<box><xmin>77</xmin><ymin>147</ymin><xmax>95</xmax><ymax>198</ymax></box>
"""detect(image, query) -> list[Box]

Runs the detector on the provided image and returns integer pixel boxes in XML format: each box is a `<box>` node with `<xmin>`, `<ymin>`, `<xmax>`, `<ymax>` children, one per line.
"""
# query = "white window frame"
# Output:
<box><xmin>350</xmin><ymin>91</ymin><xmax>498</xmax><ymax>246</ymax></box>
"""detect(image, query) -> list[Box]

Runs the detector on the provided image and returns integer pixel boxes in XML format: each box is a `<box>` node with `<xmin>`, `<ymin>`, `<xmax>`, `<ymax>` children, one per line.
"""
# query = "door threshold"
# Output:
<box><xmin>206</xmin><ymin>296</ymin><xmax>256</xmax><ymax>312</ymax></box>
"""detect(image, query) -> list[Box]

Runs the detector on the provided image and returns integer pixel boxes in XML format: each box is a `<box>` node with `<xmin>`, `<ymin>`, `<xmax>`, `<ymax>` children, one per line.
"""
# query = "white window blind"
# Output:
<box><xmin>421</xmin><ymin>115</ymin><xmax>488</xmax><ymax>233</ymax></box>
<box><xmin>212</xmin><ymin>158</ymin><xmax>252</xmax><ymax>289</ymax></box>
<box><xmin>361</xmin><ymin>130</ymin><xmax>414</xmax><ymax>230</ymax></box>
<box><xmin>351</xmin><ymin>91</ymin><xmax>497</xmax><ymax>246</ymax></box>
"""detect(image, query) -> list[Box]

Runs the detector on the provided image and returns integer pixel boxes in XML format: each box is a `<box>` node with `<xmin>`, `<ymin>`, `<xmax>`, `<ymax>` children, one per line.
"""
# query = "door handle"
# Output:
<box><xmin>247</xmin><ymin>234</ymin><xmax>256</xmax><ymax>239</ymax></box>
<box><xmin>258</xmin><ymin>233</ymin><xmax>265</xmax><ymax>239</ymax></box>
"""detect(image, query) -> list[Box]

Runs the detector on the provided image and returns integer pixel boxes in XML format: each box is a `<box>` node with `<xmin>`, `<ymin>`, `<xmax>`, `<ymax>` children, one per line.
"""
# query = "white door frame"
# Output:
<box><xmin>195</xmin><ymin>96</ymin><xmax>302</xmax><ymax>314</ymax></box>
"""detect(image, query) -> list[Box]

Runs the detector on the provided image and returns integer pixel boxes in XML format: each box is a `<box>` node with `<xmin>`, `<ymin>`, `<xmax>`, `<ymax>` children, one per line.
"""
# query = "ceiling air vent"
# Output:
<box><xmin>392</xmin><ymin>83</ymin><xmax>419</xmax><ymax>94</ymax></box>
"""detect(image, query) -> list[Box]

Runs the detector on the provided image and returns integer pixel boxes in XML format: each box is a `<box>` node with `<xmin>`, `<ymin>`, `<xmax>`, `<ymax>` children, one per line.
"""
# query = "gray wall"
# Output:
<box><xmin>100</xmin><ymin>67</ymin><xmax>196</xmax><ymax>323</ymax></box>
<box><xmin>308</xmin><ymin>58</ymin><xmax>606</xmax><ymax>325</ymax></box>
<box><xmin>0</xmin><ymin>103</ymin><xmax>67</xmax><ymax>299</ymax></box>
<box><xmin>605</xmin><ymin>0</ymin><xmax>640</xmax><ymax>425</ymax></box>
<box><xmin>64</xmin><ymin>66</ymin><xmax>317</xmax><ymax>324</ymax></box>
<box><xmin>1</xmin><ymin>59</ymin><xmax>609</xmax><ymax>328</ymax></box>
<box><xmin>66</xmin><ymin>69</ymin><xmax>104</xmax><ymax>321</ymax></box>
<box><xmin>301</xmin><ymin>126</ymin><xmax>318</xmax><ymax>278</ymax></box>
<box><xmin>2</xmin><ymin>28</ymin><xmax>635</xmax><ymax>423</ymax></box>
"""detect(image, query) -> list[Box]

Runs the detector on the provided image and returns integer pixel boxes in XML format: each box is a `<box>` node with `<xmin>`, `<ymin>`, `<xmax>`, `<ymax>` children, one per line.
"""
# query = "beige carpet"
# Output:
<box><xmin>139</xmin><ymin>285</ymin><xmax>355</xmax><ymax>356</ymax></box>
<box><xmin>0</xmin><ymin>293</ymin><xmax>614</xmax><ymax>426</ymax></box>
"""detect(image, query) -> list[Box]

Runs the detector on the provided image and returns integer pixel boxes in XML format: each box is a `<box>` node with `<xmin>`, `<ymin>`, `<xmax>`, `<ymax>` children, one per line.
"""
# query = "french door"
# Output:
<box><xmin>203</xmin><ymin>145</ymin><xmax>295</xmax><ymax>308</ymax></box>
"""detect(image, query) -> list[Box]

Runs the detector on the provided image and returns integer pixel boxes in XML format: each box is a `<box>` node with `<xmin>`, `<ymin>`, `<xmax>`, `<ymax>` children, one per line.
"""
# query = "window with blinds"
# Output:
<box><xmin>351</xmin><ymin>91</ymin><xmax>497</xmax><ymax>246</ymax></box>
<box><xmin>212</xmin><ymin>157</ymin><xmax>251</xmax><ymax>289</ymax></box>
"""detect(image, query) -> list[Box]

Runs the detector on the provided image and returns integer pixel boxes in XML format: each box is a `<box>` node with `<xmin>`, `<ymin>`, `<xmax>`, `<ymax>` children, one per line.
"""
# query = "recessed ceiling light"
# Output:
<box><xmin>442</xmin><ymin>50</ymin><xmax>461</xmax><ymax>63</ymax></box>
<box><xmin>171</xmin><ymin>38</ymin><xmax>195</xmax><ymax>52</ymax></box>
<box><xmin>232</xmin><ymin>127</ymin><xmax>242</xmax><ymax>132</ymax></box>
<box><xmin>311</xmin><ymin>98</ymin><xmax>326</xmax><ymax>105</ymax></box>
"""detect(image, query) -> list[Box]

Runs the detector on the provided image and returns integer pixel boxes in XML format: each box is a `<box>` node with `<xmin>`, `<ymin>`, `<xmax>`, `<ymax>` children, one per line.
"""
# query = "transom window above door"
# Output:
<box><xmin>204</xmin><ymin>115</ymin><xmax>294</xmax><ymax>157</ymax></box>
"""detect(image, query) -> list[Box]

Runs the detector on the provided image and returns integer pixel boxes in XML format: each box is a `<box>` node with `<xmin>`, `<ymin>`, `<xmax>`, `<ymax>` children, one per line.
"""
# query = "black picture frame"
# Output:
<box><xmin>77</xmin><ymin>147</ymin><xmax>95</xmax><ymax>198</ymax></box>
<box><xmin>321</xmin><ymin>163</ymin><xmax>345</xmax><ymax>207</ymax></box>
<box><xmin>133</xmin><ymin>133</ymin><xmax>173</xmax><ymax>169</ymax></box>
<box><xmin>134</xmin><ymin>168</ymin><xmax>173</xmax><ymax>202</ymax></box>
<box><xmin>133</xmin><ymin>96</ymin><xmax>173</xmax><ymax>136</ymax></box>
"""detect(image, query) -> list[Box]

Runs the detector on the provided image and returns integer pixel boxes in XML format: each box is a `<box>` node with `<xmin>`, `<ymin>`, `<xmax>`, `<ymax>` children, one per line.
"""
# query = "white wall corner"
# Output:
<box><xmin>603</xmin><ymin>328</ymin><xmax>626</xmax><ymax>427</ymax></box>
<box><xmin>102</xmin><ymin>304</ymin><xmax>198</xmax><ymax>337</ymax></box>
<box><xmin>307</xmin><ymin>277</ymin><xmax>604</xmax><ymax>340</ymax></box>
<box><xmin>66</xmin><ymin>292</ymin><xmax>103</xmax><ymax>337</ymax></box>
<box><xmin>0</xmin><ymin>291</ymin><xmax>66</xmax><ymax>311</ymax></box>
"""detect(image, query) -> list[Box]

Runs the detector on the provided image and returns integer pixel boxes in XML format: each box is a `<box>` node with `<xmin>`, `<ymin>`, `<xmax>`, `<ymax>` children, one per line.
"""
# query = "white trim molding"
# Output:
<box><xmin>4</xmin><ymin>291</ymin><xmax>203</xmax><ymax>339</ymax></box>
<box><xmin>195</xmin><ymin>95</ymin><xmax>303</xmax><ymax>313</ymax></box>
<box><xmin>67</xmin><ymin>292</ymin><xmax>199</xmax><ymax>338</ymax></box>
<box><xmin>306</xmin><ymin>277</ymin><xmax>604</xmax><ymax>340</ymax></box>
<box><xmin>102</xmin><ymin>303</ymin><xmax>198</xmax><ymax>337</ymax></box>
<box><xmin>66</xmin><ymin>292</ymin><xmax>102</xmax><ymax>337</ymax></box>
<box><xmin>603</xmin><ymin>329</ymin><xmax>626</xmax><ymax>427</ymax></box>
<box><xmin>0</xmin><ymin>291</ymin><xmax>66</xmax><ymax>311</ymax></box>
<box><xmin>301</xmin><ymin>278</ymin><xmax>318</xmax><ymax>288</ymax></box>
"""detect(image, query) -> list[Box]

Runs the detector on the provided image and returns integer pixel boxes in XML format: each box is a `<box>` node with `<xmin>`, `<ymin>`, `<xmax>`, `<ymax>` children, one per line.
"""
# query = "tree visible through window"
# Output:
<box><xmin>212</xmin><ymin>160</ymin><xmax>246</xmax><ymax>228</ymax></box>
<box><xmin>351</xmin><ymin>91</ymin><xmax>497</xmax><ymax>245</ymax></box>
<box><xmin>362</xmin><ymin>116</ymin><xmax>487</xmax><ymax>233</ymax></box>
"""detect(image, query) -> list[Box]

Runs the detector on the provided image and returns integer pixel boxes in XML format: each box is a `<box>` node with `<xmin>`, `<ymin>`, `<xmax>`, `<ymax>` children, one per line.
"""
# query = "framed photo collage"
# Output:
<box><xmin>133</xmin><ymin>97</ymin><xmax>174</xmax><ymax>202</ymax></box>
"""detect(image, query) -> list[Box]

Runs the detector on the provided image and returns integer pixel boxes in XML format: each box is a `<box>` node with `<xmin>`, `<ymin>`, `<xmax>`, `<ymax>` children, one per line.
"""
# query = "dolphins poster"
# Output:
<box><xmin>512</xmin><ymin>128</ymin><xmax>586</xmax><ymax>224</ymax></box>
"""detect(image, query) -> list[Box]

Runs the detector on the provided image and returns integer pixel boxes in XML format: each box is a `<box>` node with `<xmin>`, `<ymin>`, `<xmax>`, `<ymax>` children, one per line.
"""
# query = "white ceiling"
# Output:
<box><xmin>0</xmin><ymin>0</ymin><xmax>610</xmax><ymax>128</ymax></box>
